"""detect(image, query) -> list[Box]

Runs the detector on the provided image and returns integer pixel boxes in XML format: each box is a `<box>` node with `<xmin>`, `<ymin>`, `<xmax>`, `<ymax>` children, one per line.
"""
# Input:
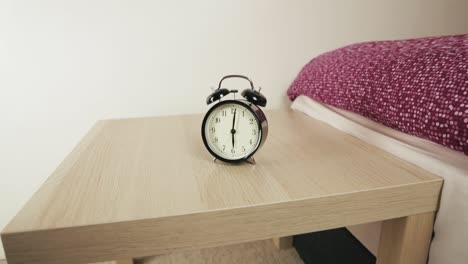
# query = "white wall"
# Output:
<box><xmin>0</xmin><ymin>0</ymin><xmax>467</xmax><ymax>259</ymax></box>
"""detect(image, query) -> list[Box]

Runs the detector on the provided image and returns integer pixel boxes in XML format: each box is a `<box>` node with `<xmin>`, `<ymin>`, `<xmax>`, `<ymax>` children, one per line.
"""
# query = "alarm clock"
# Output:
<box><xmin>201</xmin><ymin>75</ymin><xmax>268</xmax><ymax>164</ymax></box>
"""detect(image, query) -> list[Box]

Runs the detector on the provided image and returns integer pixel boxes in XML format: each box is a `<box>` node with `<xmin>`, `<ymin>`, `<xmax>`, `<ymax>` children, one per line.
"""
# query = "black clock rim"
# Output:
<box><xmin>201</xmin><ymin>99</ymin><xmax>264</xmax><ymax>163</ymax></box>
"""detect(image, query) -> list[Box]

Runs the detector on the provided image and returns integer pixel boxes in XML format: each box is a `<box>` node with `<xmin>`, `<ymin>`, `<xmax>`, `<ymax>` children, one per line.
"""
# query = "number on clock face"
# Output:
<box><xmin>204</xmin><ymin>103</ymin><xmax>261</xmax><ymax>160</ymax></box>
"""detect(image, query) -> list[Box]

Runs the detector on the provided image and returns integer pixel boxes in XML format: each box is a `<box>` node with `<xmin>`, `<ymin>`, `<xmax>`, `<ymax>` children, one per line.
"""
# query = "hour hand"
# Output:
<box><xmin>232</xmin><ymin>133</ymin><xmax>235</xmax><ymax>148</ymax></box>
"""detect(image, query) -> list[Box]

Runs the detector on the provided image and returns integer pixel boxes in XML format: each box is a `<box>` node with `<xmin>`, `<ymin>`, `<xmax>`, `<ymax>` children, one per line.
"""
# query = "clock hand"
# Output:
<box><xmin>231</xmin><ymin>109</ymin><xmax>236</xmax><ymax>148</ymax></box>
<box><xmin>232</xmin><ymin>108</ymin><xmax>236</xmax><ymax>130</ymax></box>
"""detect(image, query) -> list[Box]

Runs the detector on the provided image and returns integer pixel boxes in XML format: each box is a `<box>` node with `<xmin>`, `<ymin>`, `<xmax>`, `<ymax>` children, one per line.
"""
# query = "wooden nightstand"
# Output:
<box><xmin>1</xmin><ymin>110</ymin><xmax>442</xmax><ymax>264</ymax></box>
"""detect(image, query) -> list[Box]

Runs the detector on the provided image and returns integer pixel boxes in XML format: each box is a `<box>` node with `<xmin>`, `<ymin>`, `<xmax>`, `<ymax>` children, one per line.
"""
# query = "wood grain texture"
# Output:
<box><xmin>272</xmin><ymin>237</ymin><xmax>293</xmax><ymax>250</ymax></box>
<box><xmin>1</xmin><ymin>110</ymin><xmax>443</xmax><ymax>264</ymax></box>
<box><xmin>377</xmin><ymin>212</ymin><xmax>435</xmax><ymax>264</ymax></box>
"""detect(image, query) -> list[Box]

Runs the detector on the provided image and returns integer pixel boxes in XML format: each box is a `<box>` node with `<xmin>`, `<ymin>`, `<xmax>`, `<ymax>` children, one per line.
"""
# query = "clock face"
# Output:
<box><xmin>202</xmin><ymin>101</ymin><xmax>262</xmax><ymax>161</ymax></box>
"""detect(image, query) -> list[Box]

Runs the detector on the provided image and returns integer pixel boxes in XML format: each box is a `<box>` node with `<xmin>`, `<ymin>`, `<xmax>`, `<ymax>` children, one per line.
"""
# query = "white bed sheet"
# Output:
<box><xmin>291</xmin><ymin>95</ymin><xmax>468</xmax><ymax>264</ymax></box>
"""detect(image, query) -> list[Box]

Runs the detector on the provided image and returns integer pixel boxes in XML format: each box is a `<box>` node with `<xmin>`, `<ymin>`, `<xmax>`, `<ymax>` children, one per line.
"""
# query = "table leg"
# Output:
<box><xmin>115</xmin><ymin>259</ymin><xmax>134</xmax><ymax>264</ymax></box>
<box><xmin>272</xmin><ymin>236</ymin><xmax>293</xmax><ymax>250</ymax></box>
<box><xmin>377</xmin><ymin>212</ymin><xmax>435</xmax><ymax>264</ymax></box>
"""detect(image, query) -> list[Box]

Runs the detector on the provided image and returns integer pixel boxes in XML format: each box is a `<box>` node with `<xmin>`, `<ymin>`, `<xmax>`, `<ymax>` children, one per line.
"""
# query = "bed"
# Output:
<box><xmin>287</xmin><ymin>34</ymin><xmax>468</xmax><ymax>264</ymax></box>
<box><xmin>291</xmin><ymin>95</ymin><xmax>468</xmax><ymax>263</ymax></box>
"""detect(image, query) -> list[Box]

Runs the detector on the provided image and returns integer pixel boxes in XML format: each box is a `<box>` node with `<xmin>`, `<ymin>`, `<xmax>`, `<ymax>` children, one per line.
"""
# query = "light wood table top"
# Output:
<box><xmin>1</xmin><ymin>110</ymin><xmax>443</xmax><ymax>264</ymax></box>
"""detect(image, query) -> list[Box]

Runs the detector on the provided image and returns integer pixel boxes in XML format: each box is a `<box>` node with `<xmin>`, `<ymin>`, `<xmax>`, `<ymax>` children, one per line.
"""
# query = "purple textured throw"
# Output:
<box><xmin>288</xmin><ymin>34</ymin><xmax>468</xmax><ymax>155</ymax></box>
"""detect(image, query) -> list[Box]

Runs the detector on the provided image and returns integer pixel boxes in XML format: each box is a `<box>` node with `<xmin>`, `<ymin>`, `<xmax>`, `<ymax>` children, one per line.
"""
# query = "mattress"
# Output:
<box><xmin>291</xmin><ymin>95</ymin><xmax>468</xmax><ymax>264</ymax></box>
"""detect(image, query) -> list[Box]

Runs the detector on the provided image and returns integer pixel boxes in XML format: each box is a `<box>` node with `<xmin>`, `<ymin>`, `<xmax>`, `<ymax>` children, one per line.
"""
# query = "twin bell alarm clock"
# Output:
<box><xmin>201</xmin><ymin>75</ymin><xmax>268</xmax><ymax>164</ymax></box>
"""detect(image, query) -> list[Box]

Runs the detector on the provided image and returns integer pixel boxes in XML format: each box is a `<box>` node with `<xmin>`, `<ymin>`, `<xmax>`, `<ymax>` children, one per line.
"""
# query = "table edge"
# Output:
<box><xmin>2</xmin><ymin>178</ymin><xmax>443</xmax><ymax>264</ymax></box>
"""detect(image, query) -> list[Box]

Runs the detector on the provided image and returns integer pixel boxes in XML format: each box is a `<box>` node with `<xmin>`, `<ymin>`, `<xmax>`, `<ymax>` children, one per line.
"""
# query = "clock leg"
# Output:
<box><xmin>246</xmin><ymin>156</ymin><xmax>256</xmax><ymax>165</ymax></box>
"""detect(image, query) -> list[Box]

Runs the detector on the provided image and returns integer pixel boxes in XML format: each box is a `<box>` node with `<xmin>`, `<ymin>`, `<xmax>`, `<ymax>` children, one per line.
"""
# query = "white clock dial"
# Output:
<box><xmin>204</xmin><ymin>102</ymin><xmax>261</xmax><ymax>160</ymax></box>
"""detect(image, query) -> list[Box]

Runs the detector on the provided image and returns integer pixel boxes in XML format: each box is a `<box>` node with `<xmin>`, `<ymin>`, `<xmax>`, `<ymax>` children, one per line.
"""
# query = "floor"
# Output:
<box><xmin>137</xmin><ymin>239</ymin><xmax>302</xmax><ymax>264</ymax></box>
<box><xmin>2</xmin><ymin>239</ymin><xmax>303</xmax><ymax>264</ymax></box>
